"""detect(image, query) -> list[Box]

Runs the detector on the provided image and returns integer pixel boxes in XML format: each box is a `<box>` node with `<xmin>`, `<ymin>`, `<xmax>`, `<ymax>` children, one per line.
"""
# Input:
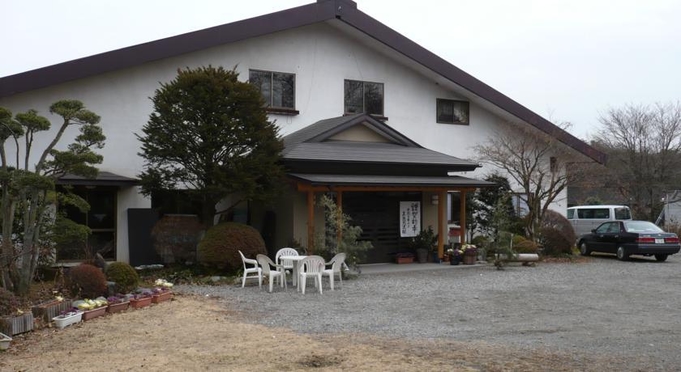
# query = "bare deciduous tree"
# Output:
<box><xmin>474</xmin><ymin>123</ymin><xmax>593</xmax><ymax>241</ymax></box>
<box><xmin>593</xmin><ymin>102</ymin><xmax>681</xmax><ymax>220</ymax></box>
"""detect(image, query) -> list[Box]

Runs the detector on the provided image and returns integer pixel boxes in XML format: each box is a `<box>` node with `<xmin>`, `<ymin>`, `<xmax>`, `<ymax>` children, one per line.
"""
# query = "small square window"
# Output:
<box><xmin>249</xmin><ymin>70</ymin><xmax>296</xmax><ymax>112</ymax></box>
<box><xmin>436</xmin><ymin>99</ymin><xmax>469</xmax><ymax>124</ymax></box>
<box><xmin>344</xmin><ymin>80</ymin><xmax>384</xmax><ymax>116</ymax></box>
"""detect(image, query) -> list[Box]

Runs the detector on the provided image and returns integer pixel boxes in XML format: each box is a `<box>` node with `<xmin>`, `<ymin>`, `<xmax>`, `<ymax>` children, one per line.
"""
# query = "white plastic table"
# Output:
<box><xmin>279</xmin><ymin>255</ymin><xmax>307</xmax><ymax>286</ymax></box>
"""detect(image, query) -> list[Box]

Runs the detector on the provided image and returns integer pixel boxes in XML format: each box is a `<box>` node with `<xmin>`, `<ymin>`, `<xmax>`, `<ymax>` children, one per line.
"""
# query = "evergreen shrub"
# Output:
<box><xmin>197</xmin><ymin>222</ymin><xmax>267</xmax><ymax>271</ymax></box>
<box><xmin>68</xmin><ymin>263</ymin><xmax>108</xmax><ymax>298</ymax></box>
<box><xmin>105</xmin><ymin>262</ymin><xmax>140</xmax><ymax>293</ymax></box>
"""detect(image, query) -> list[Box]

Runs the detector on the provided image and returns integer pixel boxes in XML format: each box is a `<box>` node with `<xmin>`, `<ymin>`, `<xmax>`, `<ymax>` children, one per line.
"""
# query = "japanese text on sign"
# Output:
<box><xmin>400</xmin><ymin>201</ymin><xmax>421</xmax><ymax>237</ymax></box>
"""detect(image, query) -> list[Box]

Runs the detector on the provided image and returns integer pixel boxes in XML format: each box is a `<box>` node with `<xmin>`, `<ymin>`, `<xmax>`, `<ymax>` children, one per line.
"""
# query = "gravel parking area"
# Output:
<box><xmin>178</xmin><ymin>254</ymin><xmax>681</xmax><ymax>370</ymax></box>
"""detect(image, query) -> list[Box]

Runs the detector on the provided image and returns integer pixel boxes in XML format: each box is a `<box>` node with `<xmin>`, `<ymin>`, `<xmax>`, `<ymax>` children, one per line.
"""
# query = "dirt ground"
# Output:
<box><xmin>1</xmin><ymin>293</ymin><xmax>635</xmax><ymax>372</ymax></box>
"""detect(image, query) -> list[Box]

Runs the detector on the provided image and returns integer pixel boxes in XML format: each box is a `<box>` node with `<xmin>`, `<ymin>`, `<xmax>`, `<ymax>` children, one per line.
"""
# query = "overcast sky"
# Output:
<box><xmin>2</xmin><ymin>0</ymin><xmax>680</xmax><ymax>140</ymax></box>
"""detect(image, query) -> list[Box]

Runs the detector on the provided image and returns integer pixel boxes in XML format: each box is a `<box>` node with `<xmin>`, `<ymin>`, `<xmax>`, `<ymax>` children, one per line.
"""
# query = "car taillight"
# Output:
<box><xmin>665</xmin><ymin>237</ymin><xmax>680</xmax><ymax>244</ymax></box>
<box><xmin>636</xmin><ymin>237</ymin><xmax>656</xmax><ymax>244</ymax></box>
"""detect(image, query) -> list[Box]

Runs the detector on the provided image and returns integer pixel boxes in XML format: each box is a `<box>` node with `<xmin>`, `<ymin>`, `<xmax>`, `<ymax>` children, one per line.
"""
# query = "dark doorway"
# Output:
<box><xmin>127</xmin><ymin>208</ymin><xmax>162</xmax><ymax>266</ymax></box>
<box><xmin>342</xmin><ymin>191</ymin><xmax>421</xmax><ymax>263</ymax></box>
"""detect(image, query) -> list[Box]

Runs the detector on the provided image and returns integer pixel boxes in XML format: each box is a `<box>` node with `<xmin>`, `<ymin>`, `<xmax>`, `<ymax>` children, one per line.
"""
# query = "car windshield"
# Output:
<box><xmin>623</xmin><ymin>221</ymin><xmax>663</xmax><ymax>233</ymax></box>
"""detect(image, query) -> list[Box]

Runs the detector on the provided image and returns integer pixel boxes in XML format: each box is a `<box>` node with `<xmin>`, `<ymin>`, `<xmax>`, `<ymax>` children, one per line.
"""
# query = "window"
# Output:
<box><xmin>436</xmin><ymin>99</ymin><xmax>469</xmax><ymax>124</ymax></box>
<box><xmin>344</xmin><ymin>80</ymin><xmax>384</xmax><ymax>116</ymax></box>
<box><xmin>249</xmin><ymin>70</ymin><xmax>296</xmax><ymax>113</ymax></box>
<box><xmin>512</xmin><ymin>193</ymin><xmax>529</xmax><ymax>217</ymax></box>
<box><xmin>58</xmin><ymin>186</ymin><xmax>117</xmax><ymax>261</ymax></box>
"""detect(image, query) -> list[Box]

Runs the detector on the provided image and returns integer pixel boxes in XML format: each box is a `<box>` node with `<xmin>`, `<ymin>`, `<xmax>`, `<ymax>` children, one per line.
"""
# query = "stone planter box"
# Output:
<box><xmin>82</xmin><ymin>306</ymin><xmax>107</xmax><ymax>321</ymax></box>
<box><xmin>107</xmin><ymin>301</ymin><xmax>130</xmax><ymax>314</ymax></box>
<box><xmin>32</xmin><ymin>299</ymin><xmax>73</xmax><ymax>323</ymax></box>
<box><xmin>1</xmin><ymin>312</ymin><xmax>34</xmax><ymax>336</ymax></box>
<box><xmin>0</xmin><ymin>332</ymin><xmax>11</xmax><ymax>350</ymax></box>
<box><xmin>52</xmin><ymin>311</ymin><xmax>82</xmax><ymax>329</ymax></box>
<box><xmin>152</xmin><ymin>291</ymin><xmax>173</xmax><ymax>304</ymax></box>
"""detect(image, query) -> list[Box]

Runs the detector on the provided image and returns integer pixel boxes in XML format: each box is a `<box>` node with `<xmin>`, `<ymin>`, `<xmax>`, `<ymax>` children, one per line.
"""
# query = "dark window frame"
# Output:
<box><xmin>344</xmin><ymin>79</ymin><xmax>386</xmax><ymax>118</ymax></box>
<box><xmin>249</xmin><ymin>69</ymin><xmax>298</xmax><ymax>115</ymax></box>
<box><xmin>436</xmin><ymin>99</ymin><xmax>470</xmax><ymax>125</ymax></box>
<box><xmin>57</xmin><ymin>186</ymin><xmax>117</xmax><ymax>262</ymax></box>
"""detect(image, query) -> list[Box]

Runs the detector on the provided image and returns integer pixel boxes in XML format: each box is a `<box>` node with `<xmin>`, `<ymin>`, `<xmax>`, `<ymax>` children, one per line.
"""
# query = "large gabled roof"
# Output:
<box><xmin>0</xmin><ymin>0</ymin><xmax>606</xmax><ymax>164</ymax></box>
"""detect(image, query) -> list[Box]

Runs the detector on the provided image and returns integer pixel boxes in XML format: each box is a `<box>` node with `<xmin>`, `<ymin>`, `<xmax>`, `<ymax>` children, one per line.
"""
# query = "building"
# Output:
<box><xmin>0</xmin><ymin>0</ymin><xmax>605</xmax><ymax>264</ymax></box>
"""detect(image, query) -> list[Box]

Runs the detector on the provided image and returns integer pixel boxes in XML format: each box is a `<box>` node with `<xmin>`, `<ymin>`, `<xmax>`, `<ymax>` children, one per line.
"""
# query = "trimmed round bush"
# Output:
<box><xmin>538</xmin><ymin>210</ymin><xmax>577</xmax><ymax>256</ymax></box>
<box><xmin>197</xmin><ymin>222</ymin><xmax>267</xmax><ymax>271</ymax></box>
<box><xmin>539</xmin><ymin>226</ymin><xmax>573</xmax><ymax>256</ymax></box>
<box><xmin>0</xmin><ymin>287</ymin><xmax>19</xmax><ymax>316</ymax></box>
<box><xmin>106</xmin><ymin>261</ymin><xmax>140</xmax><ymax>293</ymax></box>
<box><xmin>513</xmin><ymin>239</ymin><xmax>539</xmax><ymax>253</ymax></box>
<box><xmin>68</xmin><ymin>263</ymin><xmax>108</xmax><ymax>298</ymax></box>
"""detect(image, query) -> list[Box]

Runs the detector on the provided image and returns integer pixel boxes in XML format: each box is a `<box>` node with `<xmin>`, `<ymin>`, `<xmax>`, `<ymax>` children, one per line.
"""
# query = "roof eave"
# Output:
<box><xmin>0</xmin><ymin>1</ymin><xmax>339</xmax><ymax>97</ymax></box>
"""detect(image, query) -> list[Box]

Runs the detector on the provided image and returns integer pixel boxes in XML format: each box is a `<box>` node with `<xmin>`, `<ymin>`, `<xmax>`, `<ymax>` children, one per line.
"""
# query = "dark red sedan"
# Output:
<box><xmin>577</xmin><ymin>220</ymin><xmax>681</xmax><ymax>261</ymax></box>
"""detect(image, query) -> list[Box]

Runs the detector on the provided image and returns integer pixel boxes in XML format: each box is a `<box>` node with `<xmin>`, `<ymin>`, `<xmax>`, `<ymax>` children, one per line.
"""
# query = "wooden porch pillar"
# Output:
<box><xmin>459</xmin><ymin>190</ymin><xmax>466</xmax><ymax>245</ymax></box>
<box><xmin>307</xmin><ymin>190</ymin><xmax>315</xmax><ymax>253</ymax></box>
<box><xmin>437</xmin><ymin>189</ymin><xmax>447</xmax><ymax>259</ymax></box>
<box><xmin>336</xmin><ymin>191</ymin><xmax>343</xmax><ymax>243</ymax></box>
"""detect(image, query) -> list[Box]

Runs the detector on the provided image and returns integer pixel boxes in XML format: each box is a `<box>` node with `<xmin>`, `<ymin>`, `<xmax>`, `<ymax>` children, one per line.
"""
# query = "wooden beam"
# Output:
<box><xmin>307</xmin><ymin>191</ymin><xmax>315</xmax><ymax>253</ymax></box>
<box><xmin>337</xmin><ymin>191</ymin><xmax>343</xmax><ymax>243</ymax></box>
<box><xmin>459</xmin><ymin>190</ymin><xmax>466</xmax><ymax>245</ymax></box>
<box><xmin>296</xmin><ymin>182</ymin><xmax>476</xmax><ymax>193</ymax></box>
<box><xmin>438</xmin><ymin>189</ymin><xmax>447</xmax><ymax>259</ymax></box>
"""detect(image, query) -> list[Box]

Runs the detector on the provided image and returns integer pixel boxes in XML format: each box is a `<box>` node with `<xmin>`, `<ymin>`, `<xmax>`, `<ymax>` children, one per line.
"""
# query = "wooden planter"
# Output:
<box><xmin>32</xmin><ymin>300</ymin><xmax>73</xmax><ymax>323</ymax></box>
<box><xmin>82</xmin><ymin>306</ymin><xmax>107</xmax><ymax>321</ymax></box>
<box><xmin>152</xmin><ymin>291</ymin><xmax>173</xmax><ymax>304</ymax></box>
<box><xmin>107</xmin><ymin>301</ymin><xmax>130</xmax><ymax>314</ymax></box>
<box><xmin>130</xmin><ymin>297</ymin><xmax>152</xmax><ymax>309</ymax></box>
<box><xmin>1</xmin><ymin>312</ymin><xmax>34</xmax><ymax>336</ymax></box>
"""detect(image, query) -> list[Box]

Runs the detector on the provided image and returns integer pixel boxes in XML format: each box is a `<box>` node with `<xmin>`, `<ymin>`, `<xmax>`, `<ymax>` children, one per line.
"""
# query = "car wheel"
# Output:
<box><xmin>616</xmin><ymin>246</ymin><xmax>629</xmax><ymax>261</ymax></box>
<box><xmin>579</xmin><ymin>241</ymin><xmax>591</xmax><ymax>256</ymax></box>
<box><xmin>655</xmin><ymin>254</ymin><xmax>668</xmax><ymax>262</ymax></box>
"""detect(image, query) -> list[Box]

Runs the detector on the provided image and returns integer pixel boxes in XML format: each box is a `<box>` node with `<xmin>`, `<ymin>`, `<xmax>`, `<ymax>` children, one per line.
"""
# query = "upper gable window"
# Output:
<box><xmin>344</xmin><ymin>80</ymin><xmax>384</xmax><ymax>117</ymax></box>
<box><xmin>436</xmin><ymin>99</ymin><xmax>469</xmax><ymax>125</ymax></box>
<box><xmin>249</xmin><ymin>69</ymin><xmax>297</xmax><ymax>114</ymax></box>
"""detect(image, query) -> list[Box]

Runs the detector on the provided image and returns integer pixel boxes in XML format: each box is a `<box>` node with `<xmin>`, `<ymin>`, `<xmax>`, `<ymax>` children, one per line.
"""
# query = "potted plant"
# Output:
<box><xmin>395</xmin><ymin>252</ymin><xmax>415</xmax><ymax>264</ymax></box>
<box><xmin>0</xmin><ymin>332</ymin><xmax>11</xmax><ymax>350</ymax></box>
<box><xmin>446</xmin><ymin>247</ymin><xmax>462</xmax><ymax>265</ymax></box>
<box><xmin>106</xmin><ymin>295</ymin><xmax>130</xmax><ymax>314</ymax></box>
<box><xmin>410</xmin><ymin>227</ymin><xmax>438</xmax><ymax>263</ymax></box>
<box><xmin>52</xmin><ymin>308</ymin><xmax>83</xmax><ymax>329</ymax></box>
<box><xmin>32</xmin><ymin>294</ymin><xmax>72</xmax><ymax>323</ymax></box>
<box><xmin>73</xmin><ymin>297</ymin><xmax>109</xmax><ymax>321</ymax></box>
<box><xmin>151</xmin><ymin>279</ymin><xmax>174</xmax><ymax>303</ymax></box>
<box><xmin>130</xmin><ymin>290</ymin><xmax>153</xmax><ymax>309</ymax></box>
<box><xmin>461</xmin><ymin>244</ymin><xmax>478</xmax><ymax>265</ymax></box>
<box><xmin>0</xmin><ymin>288</ymin><xmax>34</xmax><ymax>336</ymax></box>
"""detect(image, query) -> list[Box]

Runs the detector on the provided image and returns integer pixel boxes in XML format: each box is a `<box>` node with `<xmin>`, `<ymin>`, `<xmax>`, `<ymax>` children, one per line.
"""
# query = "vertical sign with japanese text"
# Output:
<box><xmin>400</xmin><ymin>201</ymin><xmax>421</xmax><ymax>237</ymax></box>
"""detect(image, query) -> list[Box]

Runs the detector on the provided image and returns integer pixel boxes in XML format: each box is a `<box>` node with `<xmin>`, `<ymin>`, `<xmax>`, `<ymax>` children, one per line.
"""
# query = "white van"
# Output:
<box><xmin>567</xmin><ymin>205</ymin><xmax>632</xmax><ymax>237</ymax></box>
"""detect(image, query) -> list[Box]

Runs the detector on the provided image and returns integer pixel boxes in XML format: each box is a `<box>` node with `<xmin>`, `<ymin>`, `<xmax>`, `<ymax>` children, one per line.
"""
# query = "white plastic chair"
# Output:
<box><xmin>298</xmin><ymin>255</ymin><xmax>325</xmax><ymax>294</ymax></box>
<box><xmin>238</xmin><ymin>250</ymin><xmax>262</xmax><ymax>288</ymax></box>
<box><xmin>322</xmin><ymin>253</ymin><xmax>346</xmax><ymax>291</ymax></box>
<box><xmin>256</xmin><ymin>254</ymin><xmax>287</xmax><ymax>293</ymax></box>
<box><xmin>275</xmin><ymin>247</ymin><xmax>299</xmax><ymax>281</ymax></box>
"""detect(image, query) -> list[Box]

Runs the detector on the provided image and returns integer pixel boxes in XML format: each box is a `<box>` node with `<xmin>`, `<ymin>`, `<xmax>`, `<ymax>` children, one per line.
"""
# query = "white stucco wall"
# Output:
<box><xmin>0</xmin><ymin>20</ymin><xmax>566</xmax><ymax>261</ymax></box>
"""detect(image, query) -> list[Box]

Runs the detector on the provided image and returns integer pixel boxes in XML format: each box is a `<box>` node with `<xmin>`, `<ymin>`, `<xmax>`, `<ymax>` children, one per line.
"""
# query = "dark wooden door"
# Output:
<box><xmin>342</xmin><ymin>191</ymin><xmax>420</xmax><ymax>263</ymax></box>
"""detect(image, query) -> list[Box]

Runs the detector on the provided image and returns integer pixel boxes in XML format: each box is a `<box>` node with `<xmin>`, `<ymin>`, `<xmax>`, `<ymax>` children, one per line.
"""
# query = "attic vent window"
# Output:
<box><xmin>249</xmin><ymin>69</ymin><xmax>297</xmax><ymax>114</ymax></box>
<box><xmin>344</xmin><ymin>80</ymin><xmax>384</xmax><ymax>117</ymax></box>
<box><xmin>436</xmin><ymin>99</ymin><xmax>469</xmax><ymax>125</ymax></box>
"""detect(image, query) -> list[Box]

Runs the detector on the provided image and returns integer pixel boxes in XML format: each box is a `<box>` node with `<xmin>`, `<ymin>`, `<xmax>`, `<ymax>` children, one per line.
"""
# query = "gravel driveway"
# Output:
<box><xmin>178</xmin><ymin>254</ymin><xmax>681</xmax><ymax>370</ymax></box>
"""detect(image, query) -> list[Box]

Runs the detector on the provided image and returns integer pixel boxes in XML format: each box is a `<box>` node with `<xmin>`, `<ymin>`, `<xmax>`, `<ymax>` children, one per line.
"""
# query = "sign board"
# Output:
<box><xmin>400</xmin><ymin>201</ymin><xmax>421</xmax><ymax>237</ymax></box>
